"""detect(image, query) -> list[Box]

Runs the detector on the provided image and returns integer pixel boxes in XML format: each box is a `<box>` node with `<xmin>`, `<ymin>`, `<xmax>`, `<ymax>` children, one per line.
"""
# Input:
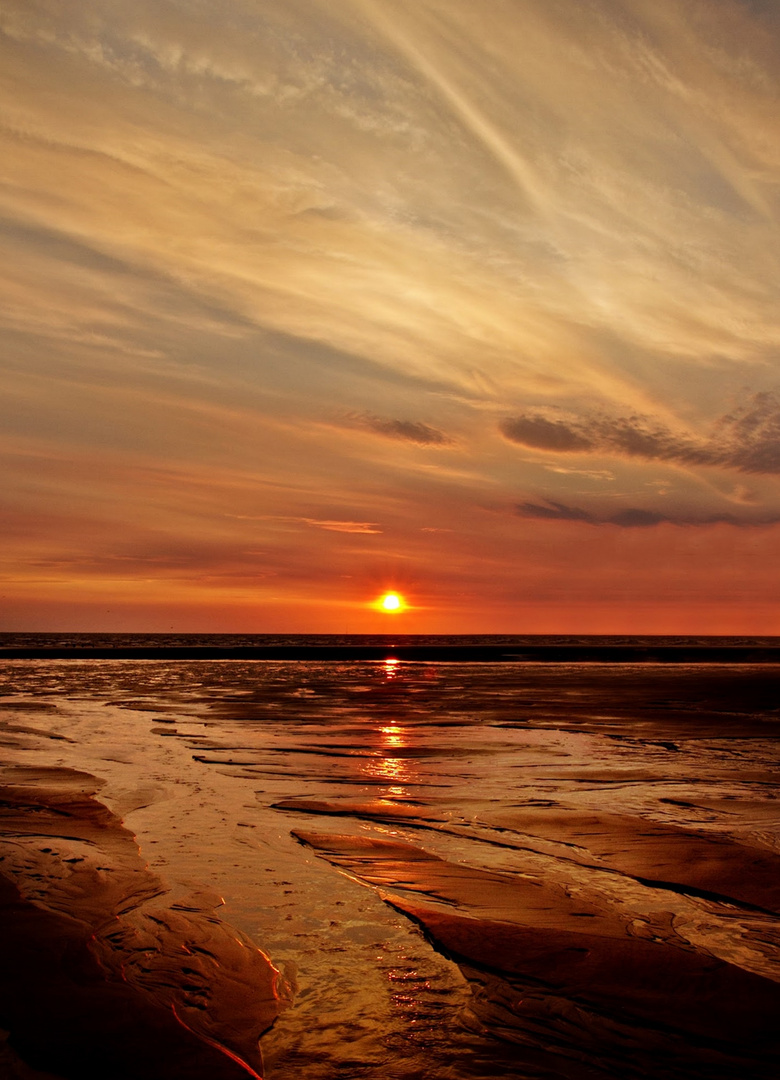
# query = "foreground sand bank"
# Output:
<box><xmin>289</xmin><ymin>807</ymin><xmax>780</xmax><ymax>1078</ymax></box>
<box><xmin>0</xmin><ymin>767</ymin><xmax>280</xmax><ymax>1080</ymax></box>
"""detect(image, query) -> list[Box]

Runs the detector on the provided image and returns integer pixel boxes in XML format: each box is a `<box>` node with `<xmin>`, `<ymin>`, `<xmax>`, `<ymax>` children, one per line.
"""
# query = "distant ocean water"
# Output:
<box><xmin>2</xmin><ymin>632</ymin><xmax>780</xmax><ymax>649</ymax></box>
<box><xmin>1</xmin><ymin>637</ymin><xmax>779</xmax><ymax>1078</ymax></box>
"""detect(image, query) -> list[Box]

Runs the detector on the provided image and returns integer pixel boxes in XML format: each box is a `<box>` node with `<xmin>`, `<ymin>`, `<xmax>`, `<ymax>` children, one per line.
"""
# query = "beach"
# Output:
<box><xmin>1</xmin><ymin>644</ymin><xmax>779</xmax><ymax>1079</ymax></box>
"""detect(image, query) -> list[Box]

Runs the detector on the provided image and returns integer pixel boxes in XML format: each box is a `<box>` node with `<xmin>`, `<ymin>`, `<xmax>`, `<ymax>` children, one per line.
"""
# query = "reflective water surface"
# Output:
<box><xmin>1</xmin><ymin>657</ymin><xmax>779</xmax><ymax>1079</ymax></box>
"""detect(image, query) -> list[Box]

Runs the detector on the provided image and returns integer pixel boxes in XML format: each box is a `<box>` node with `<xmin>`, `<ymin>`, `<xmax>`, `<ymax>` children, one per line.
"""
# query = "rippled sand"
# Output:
<box><xmin>1</xmin><ymin>660</ymin><xmax>779</xmax><ymax>1079</ymax></box>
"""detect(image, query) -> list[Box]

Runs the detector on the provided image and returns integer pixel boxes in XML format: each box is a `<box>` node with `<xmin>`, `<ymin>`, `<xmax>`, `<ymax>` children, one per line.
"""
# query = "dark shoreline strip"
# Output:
<box><xmin>2</xmin><ymin>645</ymin><xmax>780</xmax><ymax>662</ymax></box>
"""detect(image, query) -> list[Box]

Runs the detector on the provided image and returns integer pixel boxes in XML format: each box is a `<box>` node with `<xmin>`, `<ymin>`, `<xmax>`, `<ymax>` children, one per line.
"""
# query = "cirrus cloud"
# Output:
<box><xmin>303</xmin><ymin>518</ymin><xmax>382</xmax><ymax>534</ymax></box>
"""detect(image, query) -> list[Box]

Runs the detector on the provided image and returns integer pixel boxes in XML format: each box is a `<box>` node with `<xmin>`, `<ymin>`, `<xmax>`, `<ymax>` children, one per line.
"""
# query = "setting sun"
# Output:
<box><xmin>378</xmin><ymin>592</ymin><xmax>405</xmax><ymax>613</ymax></box>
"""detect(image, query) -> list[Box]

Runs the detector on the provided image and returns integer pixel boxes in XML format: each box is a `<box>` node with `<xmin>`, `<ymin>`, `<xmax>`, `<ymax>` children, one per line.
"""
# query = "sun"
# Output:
<box><xmin>377</xmin><ymin>591</ymin><xmax>405</xmax><ymax>613</ymax></box>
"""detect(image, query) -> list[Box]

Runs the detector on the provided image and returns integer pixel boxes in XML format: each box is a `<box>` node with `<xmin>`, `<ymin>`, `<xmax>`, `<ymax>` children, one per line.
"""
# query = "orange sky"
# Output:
<box><xmin>1</xmin><ymin>0</ymin><xmax>780</xmax><ymax>634</ymax></box>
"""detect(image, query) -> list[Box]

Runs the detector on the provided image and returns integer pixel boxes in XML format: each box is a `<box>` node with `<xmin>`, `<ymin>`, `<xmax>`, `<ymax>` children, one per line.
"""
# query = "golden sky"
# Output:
<box><xmin>2</xmin><ymin>0</ymin><xmax>780</xmax><ymax>633</ymax></box>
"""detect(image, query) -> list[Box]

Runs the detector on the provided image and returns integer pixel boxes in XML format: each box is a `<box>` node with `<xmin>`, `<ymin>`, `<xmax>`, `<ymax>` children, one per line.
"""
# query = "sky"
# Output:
<box><xmin>1</xmin><ymin>0</ymin><xmax>780</xmax><ymax>635</ymax></box>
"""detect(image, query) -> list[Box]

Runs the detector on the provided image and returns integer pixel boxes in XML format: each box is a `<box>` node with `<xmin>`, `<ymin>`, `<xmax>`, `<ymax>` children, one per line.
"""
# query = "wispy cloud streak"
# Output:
<box><xmin>351</xmin><ymin>414</ymin><xmax>453</xmax><ymax>446</ymax></box>
<box><xmin>303</xmin><ymin>519</ymin><xmax>382</xmax><ymax>534</ymax></box>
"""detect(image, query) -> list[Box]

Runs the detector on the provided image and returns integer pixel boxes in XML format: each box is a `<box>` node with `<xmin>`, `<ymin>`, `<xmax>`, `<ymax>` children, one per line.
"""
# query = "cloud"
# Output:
<box><xmin>516</xmin><ymin>499</ymin><xmax>594</xmax><ymax>523</ymax></box>
<box><xmin>515</xmin><ymin>499</ymin><xmax>780</xmax><ymax>528</ymax></box>
<box><xmin>716</xmin><ymin>392</ymin><xmax>780</xmax><ymax>473</ymax></box>
<box><xmin>354</xmin><ymin>414</ymin><xmax>454</xmax><ymax>446</ymax></box>
<box><xmin>500</xmin><ymin>415</ymin><xmax>594</xmax><ymax>453</ymax></box>
<box><xmin>303</xmin><ymin>518</ymin><xmax>382</xmax><ymax>534</ymax></box>
<box><xmin>501</xmin><ymin>392</ymin><xmax>780</xmax><ymax>474</ymax></box>
<box><xmin>543</xmin><ymin>465</ymin><xmax>615</xmax><ymax>481</ymax></box>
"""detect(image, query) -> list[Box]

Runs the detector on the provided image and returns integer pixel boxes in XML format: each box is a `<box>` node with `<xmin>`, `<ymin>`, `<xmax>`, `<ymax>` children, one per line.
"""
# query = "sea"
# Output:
<box><xmin>1</xmin><ymin>634</ymin><xmax>779</xmax><ymax>1080</ymax></box>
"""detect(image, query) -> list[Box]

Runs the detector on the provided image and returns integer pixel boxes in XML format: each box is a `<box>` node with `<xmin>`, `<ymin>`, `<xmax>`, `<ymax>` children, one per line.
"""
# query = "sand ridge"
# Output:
<box><xmin>0</xmin><ymin>766</ymin><xmax>281</xmax><ymax>1080</ymax></box>
<box><xmin>290</xmin><ymin>809</ymin><xmax>780</xmax><ymax>1078</ymax></box>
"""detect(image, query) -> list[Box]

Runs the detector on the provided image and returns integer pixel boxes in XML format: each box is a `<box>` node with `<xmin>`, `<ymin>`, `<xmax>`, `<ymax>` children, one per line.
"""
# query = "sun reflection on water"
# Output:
<box><xmin>357</xmin><ymin>705</ymin><xmax>417</xmax><ymax>791</ymax></box>
<box><xmin>373</xmin><ymin>756</ymin><xmax>407</xmax><ymax>785</ymax></box>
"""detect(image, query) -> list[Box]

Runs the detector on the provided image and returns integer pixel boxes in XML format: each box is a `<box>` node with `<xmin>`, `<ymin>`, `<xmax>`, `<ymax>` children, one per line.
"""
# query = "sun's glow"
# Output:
<box><xmin>378</xmin><ymin>591</ymin><xmax>405</xmax><ymax>612</ymax></box>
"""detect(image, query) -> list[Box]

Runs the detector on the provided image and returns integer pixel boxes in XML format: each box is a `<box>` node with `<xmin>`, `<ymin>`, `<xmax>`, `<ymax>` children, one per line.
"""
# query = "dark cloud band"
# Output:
<box><xmin>501</xmin><ymin>392</ymin><xmax>780</xmax><ymax>474</ymax></box>
<box><xmin>516</xmin><ymin>499</ymin><xmax>780</xmax><ymax>528</ymax></box>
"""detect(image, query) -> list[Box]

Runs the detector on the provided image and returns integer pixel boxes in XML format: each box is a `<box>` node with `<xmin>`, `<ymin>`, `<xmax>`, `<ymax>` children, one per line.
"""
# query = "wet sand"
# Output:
<box><xmin>0</xmin><ymin>659</ymin><xmax>779</xmax><ymax>1079</ymax></box>
<box><xmin>290</xmin><ymin>822</ymin><xmax>780</xmax><ymax>1077</ymax></box>
<box><xmin>0</xmin><ymin>767</ymin><xmax>280</xmax><ymax>1080</ymax></box>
